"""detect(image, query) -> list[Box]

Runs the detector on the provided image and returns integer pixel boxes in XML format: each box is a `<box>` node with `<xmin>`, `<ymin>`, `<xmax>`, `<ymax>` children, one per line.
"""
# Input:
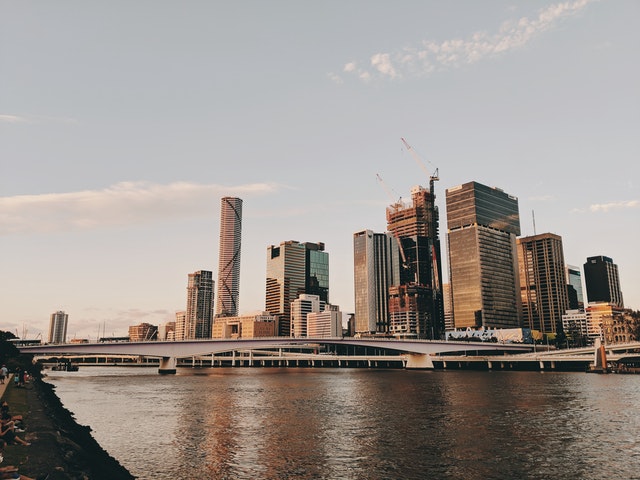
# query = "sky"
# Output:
<box><xmin>1</xmin><ymin>0</ymin><xmax>638</xmax><ymax>341</ymax></box>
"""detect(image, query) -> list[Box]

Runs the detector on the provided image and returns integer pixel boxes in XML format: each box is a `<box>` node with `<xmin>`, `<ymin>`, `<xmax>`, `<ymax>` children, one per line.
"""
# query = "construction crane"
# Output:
<box><xmin>400</xmin><ymin>137</ymin><xmax>442</xmax><ymax>291</ymax></box>
<box><xmin>375</xmin><ymin>173</ymin><xmax>410</xmax><ymax>272</ymax></box>
<box><xmin>375</xmin><ymin>173</ymin><xmax>401</xmax><ymax>204</ymax></box>
<box><xmin>400</xmin><ymin>137</ymin><xmax>439</xmax><ymax>198</ymax></box>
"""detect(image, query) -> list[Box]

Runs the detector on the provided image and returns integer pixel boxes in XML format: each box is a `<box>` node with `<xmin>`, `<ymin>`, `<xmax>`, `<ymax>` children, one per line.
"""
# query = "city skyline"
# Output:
<box><xmin>1</xmin><ymin>1</ymin><xmax>638</xmax><ymax>339</ymax></box>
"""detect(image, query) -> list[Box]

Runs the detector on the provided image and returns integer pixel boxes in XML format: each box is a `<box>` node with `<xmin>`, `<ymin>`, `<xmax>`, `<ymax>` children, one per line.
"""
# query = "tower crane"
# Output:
<box><xmin>400</xmin><ymin>137</ymin><xmax>441</xmax><ymax>292</ymax></box>
<box><xmin>375</xmin><ymin>173</ymin><xmax>410</xmax><ymax>272</ymax></box>
<box><xmin>400</xmin><ymin>137</ymin><xmax>439</xmax><ymax>198</ymax></box>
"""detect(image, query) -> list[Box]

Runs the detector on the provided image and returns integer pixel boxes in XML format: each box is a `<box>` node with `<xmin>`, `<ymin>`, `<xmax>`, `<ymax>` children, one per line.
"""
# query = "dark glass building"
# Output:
<box><xmin>265</xmin><ymin>241</ymin><xmax>329</xmax><ymax>336</ymax></box>
<box><xmin>583</xmin><ymin>255</ymin><xmax>624</xmax><ymax>307</ymax></box>
<box><xmin>353</xmin><ymin>230</ymin><xmax>400</xmax><ymax>335</ymax></box>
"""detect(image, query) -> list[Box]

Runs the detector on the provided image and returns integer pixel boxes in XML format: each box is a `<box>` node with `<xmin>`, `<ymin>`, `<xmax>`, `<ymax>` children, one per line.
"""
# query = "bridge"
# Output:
<box><xmin>18</xmin><ymin>337</ymin><xmax>532</xmax><ymax>373</ymax></box>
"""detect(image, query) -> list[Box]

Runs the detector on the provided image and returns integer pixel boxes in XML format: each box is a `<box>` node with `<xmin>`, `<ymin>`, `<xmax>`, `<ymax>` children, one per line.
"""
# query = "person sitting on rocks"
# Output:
<box><xmin>0</xmin><ymin>439</ymin><xmax>48</xmax><ymax>480</ymax></box>
<box><xmin>0</xmin><ymin>405</ymin><xmax>23</xmax><ymax>428</ymax></box>
<box><xmin>0</xmin><ymin>417</ymin><xmax>29</xmax><ymax>447</ymax></box>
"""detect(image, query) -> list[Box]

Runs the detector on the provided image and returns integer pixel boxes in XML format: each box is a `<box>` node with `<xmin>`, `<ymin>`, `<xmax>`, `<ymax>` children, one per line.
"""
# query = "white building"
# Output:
<box><xmin>291</xmin><ymin>294</ymin><xmax>325</xmax><ymax>338</ymax></box>
<box><xmin>48</xmin><ymin>310</ymin><xmax>68</xmax><ymax>344</ymax></box>
<box><xmin>308</xmin><ymin>304</ymin><xmax>343</xmax><ymax>338</ymax></box>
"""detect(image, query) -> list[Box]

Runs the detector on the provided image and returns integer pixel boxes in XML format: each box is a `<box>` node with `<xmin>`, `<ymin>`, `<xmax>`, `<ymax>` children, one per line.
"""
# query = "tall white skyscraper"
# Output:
<box><xmin>216</xmin><ymin>197</ymin><xmax>243</xmax><ymax>317</ymax></box>
<box><xmin>48</xmin><ymin>310</ymin><xmax>68</xmax><ymax>344</ymax></box>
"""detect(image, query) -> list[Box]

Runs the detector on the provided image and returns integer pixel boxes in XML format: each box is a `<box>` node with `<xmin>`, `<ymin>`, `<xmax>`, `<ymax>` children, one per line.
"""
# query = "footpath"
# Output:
<box><xmin>1</xmin><ymin>373</ymin><xmax>135</xmax><ymax>480</ymax></box>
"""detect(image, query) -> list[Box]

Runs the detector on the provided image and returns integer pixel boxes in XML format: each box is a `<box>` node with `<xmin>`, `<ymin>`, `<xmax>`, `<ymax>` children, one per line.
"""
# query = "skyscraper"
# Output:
<box><xmin>446</xmin><ymin>181</ymin><xmax>522</xmax><ymax>329</ymax></box>
<box><xmin>216</xmin><ymin>197</ymin><xmax>243</xmax><ymax>317</ymax></box>
<box><xmin>48</xmin><ymin>310</ymin><xmax>68</xmax><ymax>344</ymax></box>
<box><xmin>386</xmin><ymin>185</ymin><xmax>445</xmax><ymax>339</ymax></box>
<box><xmin>566</xmin><ymin>265</ymin><xmax>584</xmax><ymax>310</ymax></box>
<box><xmin>583</xmin><ymin>255</ymin><xmax>624</xmax><ymax>307</ymax></box>
<box><xmin>517</xmin><ymin>233</ymin><xmax>569</xmax><ymax>335</ymax></box>
<box><xmin>265</xmin><ymin>241</ymin><xmax>328</xmax><ymax>337</ymax></box>
<box><xmin>185</xmin><ymin>270</ymin><xmax>215</xmax><ymax>339</ymax></box>
<box><xmin>353</xmin><ymin>230</ymin><xmax>400</xmax><ymax>335</ymax></box>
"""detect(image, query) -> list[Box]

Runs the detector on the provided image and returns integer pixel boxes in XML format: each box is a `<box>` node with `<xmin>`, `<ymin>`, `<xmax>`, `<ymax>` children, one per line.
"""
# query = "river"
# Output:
<box><xmin>44</xmin><ymin>367</ymin><xmax>640</xmax><ymax>480</ymax></box>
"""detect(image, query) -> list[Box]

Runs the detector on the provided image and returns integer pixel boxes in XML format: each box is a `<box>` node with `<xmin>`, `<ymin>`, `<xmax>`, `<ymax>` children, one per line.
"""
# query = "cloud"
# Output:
<box><xmin>0</xmin><ymin>114</ymin><xmax>28</xmax><ymax>123</ymax></box>
<box><xmin>0</xmin><ymin>181</ymin><xmax>281</xmax><ymax>235</ymax></box>
<box><xmin>0</xmin><ymin>113</ymin><xmax>79</xmax><ymax>125</ymax></box>
<box><xmin>589</xmin><ymin>200</ymin><xmax>639</xmax><ymax>213</ymax></box>
<box><xmin>342</xmin><ymin>0</ymin><xmax>593</xmax><ymax>82</ymax></box>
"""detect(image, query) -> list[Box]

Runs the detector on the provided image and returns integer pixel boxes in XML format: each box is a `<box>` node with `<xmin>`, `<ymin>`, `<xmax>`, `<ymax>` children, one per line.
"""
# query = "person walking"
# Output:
<box><xmin>0</xmin><ymin>366</ymin><xmax>6</xmax><ymax>385</ymax></box>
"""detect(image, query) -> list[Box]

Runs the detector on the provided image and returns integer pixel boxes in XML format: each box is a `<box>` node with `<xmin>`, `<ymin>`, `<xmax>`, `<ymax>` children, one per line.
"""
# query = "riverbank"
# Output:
<box><xmin>1</xmin><ymin>375</ymin><xmax>135</xmax><ymax>480</ymax></box>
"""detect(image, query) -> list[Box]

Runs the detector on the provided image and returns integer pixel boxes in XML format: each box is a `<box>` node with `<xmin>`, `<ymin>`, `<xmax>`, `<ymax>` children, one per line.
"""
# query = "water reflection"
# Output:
<box><xmin>46</xmin><ymin>368</ymin><xmax>640</xmax><ymax>480</ymax></box>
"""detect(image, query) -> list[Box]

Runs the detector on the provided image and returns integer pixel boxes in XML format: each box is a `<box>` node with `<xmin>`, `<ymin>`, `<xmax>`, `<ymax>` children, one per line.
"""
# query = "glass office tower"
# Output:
<box><xmin>583</xmin><ymin>255</ymin><xmax>624</xmax><ymax>307</ymax></box>
<box><xmin>266</xmin><ymin>241</ymin><xmax>328</xmax><ymax>336</ymax></box>
<box><xmin>185</xmin><ymin>270</ymin><xmax>215</xmax><ymax>339</ymax></box>
<box><xmin>353</xmin><ymin>230</ymin><xmax>400</xmax><ymax>335</ymax></box>
<box><xmin>446</xmin><ymin>181</ymin><xmax>522</xmax><ymax>329</ymax></box>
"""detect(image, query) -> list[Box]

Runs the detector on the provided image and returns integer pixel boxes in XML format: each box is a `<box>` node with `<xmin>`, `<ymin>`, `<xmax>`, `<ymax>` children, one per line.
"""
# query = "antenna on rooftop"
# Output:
<box><xmin>532</xmin><ymin>210</ymin><xmax>537</xmax><ymax>236</ymax></box>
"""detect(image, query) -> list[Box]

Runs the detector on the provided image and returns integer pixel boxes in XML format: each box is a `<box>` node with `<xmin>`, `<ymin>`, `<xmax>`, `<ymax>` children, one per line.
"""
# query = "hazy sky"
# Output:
<box><xmin>1</xmin><ymin>1</ymin><xmax>638</xmax><ymax>340</ymax></box>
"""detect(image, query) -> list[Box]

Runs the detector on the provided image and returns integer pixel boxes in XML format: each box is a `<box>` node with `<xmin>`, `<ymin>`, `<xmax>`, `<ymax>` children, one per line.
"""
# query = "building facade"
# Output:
<box><xmin>174</xmin><ymin>311</ymin><xmax>186</xmax><ymax>340</ymax></box>
<box><xmin>185</xmin><ymin>270</ymin><xmax>215</xmax><ymax>339</ymax></box>
<box><xmin>517</xmin><ymin>233</ymin><xmax>569</xmax><ymax>335</ymax></box>
<box><xmin>216</xmin><ymin>197</ymin><xmax>243</xmax><ymax>318</ymax></box>
<box><xmin>353</xmin><ymin>230</ymin><xmax>400</xmax><ymax>335</ymax></box>
<box><xmin>307</xmin><ymin>304</ymin><xmax>343</xmax><ymax>338</ymax></box>
<box><xmin>584</xmin><ymin>255</ymin><xmax>624</xmax><ymax>307</ymax></box>
<box><xmin>446</xmin><ymin>181</ymin><xmax>522</xmax><ymax>329</ymax></box>
<box><xmin>566</xmin><ymin>265</ymin><xmax>584</xmax><ymax>310</ymax></box>
<box><xmin>212</xmin><ymin>312</ymin><xmax>277</xmax><ymax>339</ymax></box>
<box><xmin>128</xmin><ymin>322</ymin><xmax>158</xmax><ymax>341</ymax></box>
<box><xmin>265</xmin><ymin>241</ymin><xmax>328</xmax><ymax>336</ymax></box>
<box><xmin>48</xmin><ymin>310</ymin><xmax>68</xmax><ymax>344</ymax></box>
<box><xmin>291</xmin><ymin>294</ymin><xmax>325</xmax><ymax>338</ymax></box>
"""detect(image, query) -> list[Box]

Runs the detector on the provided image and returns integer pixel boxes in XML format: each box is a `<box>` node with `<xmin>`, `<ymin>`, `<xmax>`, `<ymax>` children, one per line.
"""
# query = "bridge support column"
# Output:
<box><xmin>487</xmin><ymin>361</ymin><xmax>493</xmax><ymax>370</ymax></box>
<box><xmin>405</xmin><ymin>353</ymin><xmax>435</xmax><ymax>369</ymax></box>
<box><xmin>159</xmin><ymin>357</ymin><xmax>176</xmax><ymax>375</ymax></box>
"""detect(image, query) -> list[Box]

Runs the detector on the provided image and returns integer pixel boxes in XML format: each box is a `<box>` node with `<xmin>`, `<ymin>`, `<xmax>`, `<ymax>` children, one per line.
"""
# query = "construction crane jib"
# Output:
<box><xmin>400</xmin><ymin>137</ymin><xmax>439</xmax><ymax>195</ymax></box>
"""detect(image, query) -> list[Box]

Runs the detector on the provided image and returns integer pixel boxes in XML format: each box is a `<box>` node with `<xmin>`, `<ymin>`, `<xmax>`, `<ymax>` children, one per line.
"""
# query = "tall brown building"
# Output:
<box><xmin>517</xmin><ymin>233</ymin><xmax>569</xmax><ymax>335</ymax></box>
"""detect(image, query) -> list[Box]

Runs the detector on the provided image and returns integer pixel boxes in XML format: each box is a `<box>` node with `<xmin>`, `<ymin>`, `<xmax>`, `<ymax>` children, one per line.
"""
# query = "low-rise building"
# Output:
<box><xmin>212</xmin><ymin>312</ymin><xmax>277</xmax><ymax>339</ymax></box>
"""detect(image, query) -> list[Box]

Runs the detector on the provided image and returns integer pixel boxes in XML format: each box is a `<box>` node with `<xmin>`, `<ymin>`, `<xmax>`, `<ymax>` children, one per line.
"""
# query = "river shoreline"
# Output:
<box><xmin>2</xmin><ymin>377</ymin><xmax>135</xmax><ymax>480</ymax></box>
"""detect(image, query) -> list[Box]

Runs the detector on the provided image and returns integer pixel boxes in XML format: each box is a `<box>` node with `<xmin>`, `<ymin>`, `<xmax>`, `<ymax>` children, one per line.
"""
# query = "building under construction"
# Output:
<box><xmin>386</xmin><ymin>184</ymin><xmax>445</xmax><ymax>339</ymax></box>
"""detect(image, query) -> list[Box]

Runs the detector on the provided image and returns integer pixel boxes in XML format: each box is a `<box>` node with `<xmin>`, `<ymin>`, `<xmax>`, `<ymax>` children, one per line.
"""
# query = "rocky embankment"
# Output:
<box><xmin>7</xmin><ymin>378</ymin><xmax>135</xmax><ymax>480</ymax></box>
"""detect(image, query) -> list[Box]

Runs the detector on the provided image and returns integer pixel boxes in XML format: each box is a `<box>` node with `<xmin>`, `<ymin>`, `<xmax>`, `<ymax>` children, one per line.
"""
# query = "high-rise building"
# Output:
<box><xmin>446</xmin><ymin>181</ymin><xmax>522</xmax><ymax>329</ymax></box>
<box><xmin>216</xmin><ymin>197</ymin><xmax>243</xmax><ymax>317</ymax></box>
<box><xmin>265</xmin><ymin>241</ymin><xmax>328</xmax><ymax>336</ymax></box>
<box><xmin>353</xmin><ymin>230</ymin><xmax>400</xmax><ymax>335</ymax></box>
<box><xmin>185</xmin><ymin>270</ymin><xmax>215</xmax><ymax>339</ymax></box>
<box><xmin>566</xmin><ymin>265</ymin><xmax>584</xmax><ymax>310</ymax></box>
<box><xmin>442</xmin><ymin>283</ymin><xmax>454</xmax><ymax>331</ymax></box>
<box><xmin>174</xmin><ymin>311</ymin><xmax>186</xmax><ymax>340</ymax></box>
<box><xmin>583</xmin><ymin>255</ymin><xmax>624</xmax><ymax>307</ymax></box>
<box><xmin>48</xmin><ymin>310</ymin><xmax>68</xmax><ymax>344</ymax></box>
<box><xmin>517</xmin><ymin>233</ymin><xmax>569</xmax><ymax>335</ymax></box>
<box><xmin>386</xmin><ymin>185</ymin><xmax>445</xmax><ymax>338</ymax></box>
